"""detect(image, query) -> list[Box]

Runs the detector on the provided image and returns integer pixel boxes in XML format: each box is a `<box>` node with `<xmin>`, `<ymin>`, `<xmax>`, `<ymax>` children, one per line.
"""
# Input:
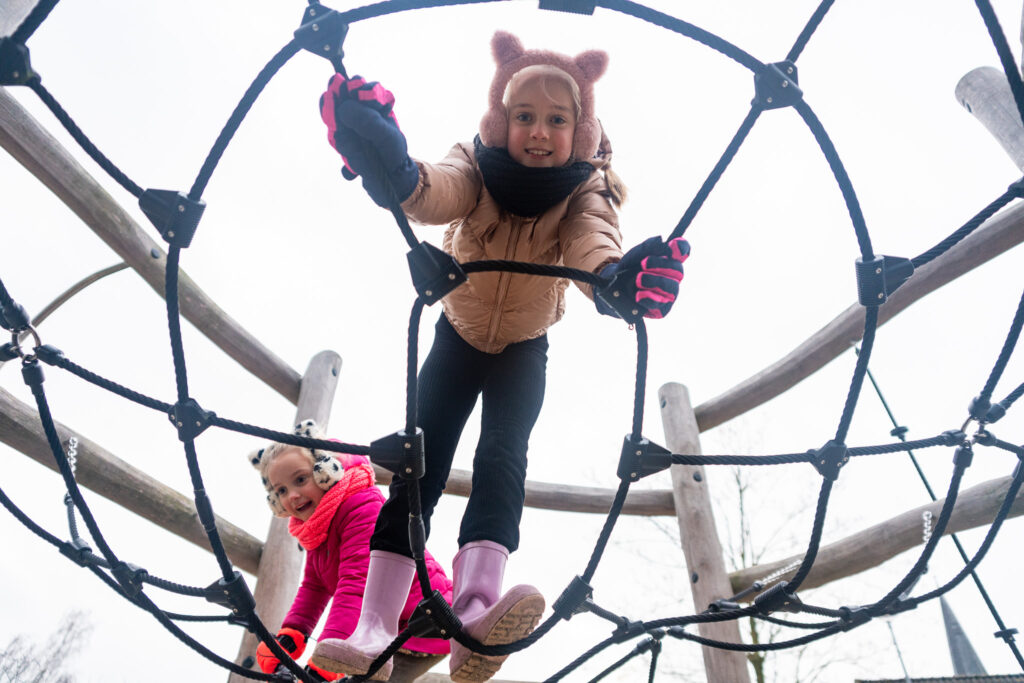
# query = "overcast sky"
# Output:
<box><xmin>2</xmin><ymin>1</ymin><xmax>1024</xmax><ymax>681</ymax></box>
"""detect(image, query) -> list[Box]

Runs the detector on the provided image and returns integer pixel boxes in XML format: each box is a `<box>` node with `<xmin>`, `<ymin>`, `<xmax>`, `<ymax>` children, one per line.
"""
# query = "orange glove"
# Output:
<box><xmin>255</xmin><ymin>627</ymin><xmax>306</xmax><ymax>674</ymax></box>
<box><xmin>306</xmin><ymin>659</ymin><xmax>344</xmax><ymax>681</ymax></box>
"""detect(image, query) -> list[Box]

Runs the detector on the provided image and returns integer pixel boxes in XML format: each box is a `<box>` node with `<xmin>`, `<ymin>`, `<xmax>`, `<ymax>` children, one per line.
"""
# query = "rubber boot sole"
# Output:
<box><xmin>310</xmin><ymin>639</ymin><xmax>393</xmax><ymax>681</ymax></box>
<box><xmin>450</xmin><ymin>589</ymin><xmax>545</xmax><ymax>683</ymax></box>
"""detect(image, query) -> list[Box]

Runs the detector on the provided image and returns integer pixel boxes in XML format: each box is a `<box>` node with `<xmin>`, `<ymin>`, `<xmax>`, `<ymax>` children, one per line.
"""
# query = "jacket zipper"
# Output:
<box><xmin>486</xmin><ymin>217</ymin><xmax>524</xmax><ymax>346</ymax></box>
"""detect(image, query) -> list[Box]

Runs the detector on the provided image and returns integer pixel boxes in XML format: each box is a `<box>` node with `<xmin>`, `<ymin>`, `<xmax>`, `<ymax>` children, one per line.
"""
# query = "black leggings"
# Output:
<box><xmin>371</xmin><ymin>314</ymin><xmax>548</xmax><ymax>555</ymax></box>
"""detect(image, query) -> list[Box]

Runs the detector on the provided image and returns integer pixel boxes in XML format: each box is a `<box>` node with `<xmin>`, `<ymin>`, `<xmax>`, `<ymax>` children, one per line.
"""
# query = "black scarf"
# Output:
<box><xmin>474</xmin><ymin>136</ymin><xmax>594</xmax><ymax>218</ymax></box>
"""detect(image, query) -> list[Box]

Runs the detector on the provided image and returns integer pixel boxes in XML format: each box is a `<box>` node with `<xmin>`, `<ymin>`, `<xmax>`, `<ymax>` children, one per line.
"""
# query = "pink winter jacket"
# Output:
<box><xmin>401</xmin><ymin>141</ymin><xmax>623</xmax><ymax>354</ymax></box>
<box><xmin>281</xmin><ymin>459</ymin><xmax>452</xmax><ymax>655</ymax></box>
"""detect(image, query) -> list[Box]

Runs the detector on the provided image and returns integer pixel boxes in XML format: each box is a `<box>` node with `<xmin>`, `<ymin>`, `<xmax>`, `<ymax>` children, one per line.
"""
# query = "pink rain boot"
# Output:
<box><xmin>311</xmin><ymin>550</ymin><xmax>415</xmax><ymax>681</ymax></box>
<box><xmin>449</xmin><ymin>540</ymin><xmax>545</xmax><ymax>683</ymax></box>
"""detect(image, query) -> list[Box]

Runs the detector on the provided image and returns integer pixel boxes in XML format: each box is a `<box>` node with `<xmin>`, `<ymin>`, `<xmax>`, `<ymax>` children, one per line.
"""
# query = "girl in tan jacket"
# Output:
<box><xmin>312</xmin><ymin>31</ymin><xmax>689</xmax><ymax>682</ymax></box>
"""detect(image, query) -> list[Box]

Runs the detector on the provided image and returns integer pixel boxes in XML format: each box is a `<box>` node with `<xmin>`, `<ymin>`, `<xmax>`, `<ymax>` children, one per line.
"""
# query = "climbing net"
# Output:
<box><xmin>1</xmin><ymin>0</ymin><xmax>1023</xmax><ymax>681</ymax></box>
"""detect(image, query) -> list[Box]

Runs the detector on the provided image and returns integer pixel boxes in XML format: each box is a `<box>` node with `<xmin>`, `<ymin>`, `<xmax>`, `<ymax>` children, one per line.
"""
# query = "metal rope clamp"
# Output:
<box><xmin>295</xmin><ymin>4</ymin><xmax>348</xmax><ymax>64</ymax></box>
<box><xmin>0</xmin><ymin>37</ymin><xmax>36</xmax><ymax>85</ymax></box>
<box><xmin>855</xmin><ymin>255</ymin><xmax>914</xmax><ymax>306</ymax></box>
<box><xmin>617</xmin><ymin>434</ymin><xmax>673</xmax><ymax>482</ymax></box>
<box><xmin>752</xmin><ymin>60</ymin><xmax>802</xmax><ymax>110</ymax></box>
<box><xmin>7</xmin><ymin>325</ymin><xmax>42</xmax><ymax>363</ymax></box>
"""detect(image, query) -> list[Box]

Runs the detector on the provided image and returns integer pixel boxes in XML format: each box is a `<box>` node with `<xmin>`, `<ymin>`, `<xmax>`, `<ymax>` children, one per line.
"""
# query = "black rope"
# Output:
<box><xmin>10</xmin><ymin>0</ymin><xmax>60</xmax><ymax>44</ymax></box>
<box><xmin>784</xmin><ymin>477</ymin><xmax>834</xmax><ymax>592</ymax></box>
<box><xmin>785</xmin><ymin>0</ymin><xmax>837</xmax><ymax>63</ymax></box>
<box><xmin>974</xmin><ymin>0</ymin><xmax>1024</xmax><ymax>129</ymax></box>
<box><xmin>979</xmin><ymin>286</ymin><xmax>1024</xmax><ymax>405</ymax></box>
<box><xmin>632</xmin><ymin>321</ymin><xmax>648</xmax><ymax>440</ymax></box>
<box><xmin>27</xmin><ymin>79</ymin><xmax>145</xmax><ymax>198</ymax></box>
<box><xmin>911</xmin><ymin>189</ymin><xmax>1015</xmax><ymax>269</ymax></box>
<box><xmin>833</xmin><ymin>306</ymin><xmax>877</xmax><ymax>444</ymax></box>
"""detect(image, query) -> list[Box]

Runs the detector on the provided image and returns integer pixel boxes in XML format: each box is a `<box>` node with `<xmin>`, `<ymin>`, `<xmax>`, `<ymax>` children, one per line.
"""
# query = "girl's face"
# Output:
<box><xmin>267</xmin><ymin>448</ymin><xmax>324</xmax><ymax>521</ymax></box>
<box><xmin>506</xmin><ymin>77</ymin><xmax>577</xmax><ymax>168</ymax></box>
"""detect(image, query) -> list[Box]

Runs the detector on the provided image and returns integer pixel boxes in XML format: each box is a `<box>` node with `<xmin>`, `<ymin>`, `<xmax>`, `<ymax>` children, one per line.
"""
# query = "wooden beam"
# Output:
<box><xmin>374</xmin><ymin>466</ymin><xmax>676</xmax><ymax>516</ymax></box>
<box><xmin>229</xmin><ymin>351</ymin><xmax>342</xmax><ymax>681</ymax></box>
<box><xmin>955</xmin><ymin>65</ymin><xmax>1024</xmax><ymax>170</ymax></box>
<box><xmin>0</xmin><ymin>88</ymin><xmax>302</xmax><ymax>404</ymax></box>
<box><xmin>660</xmin><ymin>383</ymin><xmax>751</xmax><ymax>683</ymax></box>
<box><xmin>694</xmin><ymin>200</ymin><xmax>1024</xmax><ymax>432</ymax></box>
<box><xmin>0</xmin><ymin>385</ymin><xmax>263</xmax><ymax>573</ymax></box>
<box><xmin>0</xmin><ymin>0</ymin><xmax>35</xmax><ymax>38</ymax></box>
<box><xmin>728</xmin><ymin>473</ymin><xmax>1024</xmax><ymax>597</ymax></box>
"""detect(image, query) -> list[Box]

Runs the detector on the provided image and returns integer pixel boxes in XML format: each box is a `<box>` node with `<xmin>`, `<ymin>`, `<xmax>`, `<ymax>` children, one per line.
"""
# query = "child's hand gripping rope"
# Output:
<box><xmin>319</xmin><ymin>74</ymin><xmax>419</xmax><ymax>208</ymax></box>
<box><xmin>256</xmin><ymin>627</ymin><xmax>306</xmax><ymax>674</ymax></box>
<box><xmin>595</xmin><ymin>236</ymin><xmax>690</xmax><ymax>320</ymax></box>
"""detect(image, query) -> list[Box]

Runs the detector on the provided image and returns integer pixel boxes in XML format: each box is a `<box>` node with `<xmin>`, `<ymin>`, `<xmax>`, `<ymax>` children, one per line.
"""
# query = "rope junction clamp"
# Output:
<box><xmin>405</xmin><ymin>590</ymin><xmax>461</xmax><ymax>639</ymax></box>
<box><xmin>0</xmin><ymin>37</ymin><xmax>36</xmax><ymax>85</ymax></box>
<box><xmin>617</xmin><ymin>435</ymin><xmax>673</xmax><ymax>482</ymax></box>
<box><xmin>205</xmin><ymin>570</ymin><xmax>257</xmax><ymax>619</ymax></box>
<box><xmin>58</xmin><ymin>538</ymin><xmax>95</xmax><ymax>567</ymax></box>
<box><xmin>553</xmin><ymin>575</ymin><xmax>594</xmax><ymax>621</ymax></box>
<box><xmin>594</xmin><ymin>275</ymin><xmax>646</xmax><ymax>324</ymax></box>
<box><xmin>295</xmin><ymin>4</ymin><xmax>348</xmax><ymax>64</ymax></box>
<box><xmin>139</xmin><ymin>189</ymin><xmax>206</xmax><ymax>248</ymax></box>
<box><xmin>112</xmin><ymin>561</ymin><xmax>148</xmax><ymax>598</ymax></box>
<box><xmin>752</xmin><ymin>61</ymin><xmax>802</xmax><ymax>110</ymax></box>
<box><xmin>539</xmin><ymin>0</ymin><xmax>597</xmax><ymax>15</ymax></box>
<box><xmin>369</xmin><ymin>429</ymin><xmax>425</xmax><ymax>479</ymax></box>
<box><xmin>753</xmin><ymin>581</ymin><xmax>803</xmax><ymax>614</ymax></box>
<box><xmin>968</xmin><ymin>395</ymin><xmax>992</xmax><ymax>422</ymax></box>
<box><xmin>810</xmin><ymin>439</ymin><xmax>848</xmax><ymax>481</ymax></box>
<box><xmin>169</xmin><ymin>398</ymin><xmax>215</xmax><ymax>442</ymax></box>
<box><xmin>855</xmin><ymin>255</ymin><xmax>914</xmax><ymax>306</ymax></box>
<box><xmin>953</xmin><ymin>443</ymin><xmax>974</xmax><ymax>468</ymax></box>
<box><xmin>837</xmin><ymin>605</ymin><xmax>873</xmax><ymax>631</ymax></box>
<box><xmin>0</xmin><ymin>298</ymin><xmax>30</xmax><ymax>331</ymax></box>
<box><xmin>407</xmin><ymin>242</ymin><xmax>467</xmax><ymax>306</ymax></box>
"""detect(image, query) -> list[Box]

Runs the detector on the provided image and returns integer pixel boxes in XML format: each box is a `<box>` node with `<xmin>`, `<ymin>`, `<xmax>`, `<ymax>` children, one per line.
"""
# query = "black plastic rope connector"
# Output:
<box><xmin>21</xmin><ymin>359</ymin><xmax>44</xmax><ymax>387</ymax></box>
<box><xmin>611</xmin><ymin>619</ymin><xmax>647</xmax><ymax>642</ymax></box>
<box><xmin>855</xmin><ymin>255</ymin><xmax>914</xmax><ymax>306</ymax></box>
<box><xmin>0</xmin><ymin>299</ymin><xmax>30</xmax><ymax>331</ymax></box>
<box><xmin>973</xmin><ymin>428</ymin><xmax>996</xmax><ymax>447</ymax></box>
<box><xmin>941</xmin><ymin>429</ymin><xmax>967</xmax><ymax>446</ymax></box>
<box><xmin>753</xmin><ymin>581</ymin><xmax>803</xmax><ymax>614</ymax></box>
<box><xmin>985</xmin><ymin>402</ymin><xmax>1007</xmax><ymax>423</ymax></box>
<box><xmin>369</xmin><ymin>428</ymin><xmax>425</xmax><ymax>479</ymax></box>
<box><xmin>295</xmin><ymin>4</ymin><xmax>348</xmax><ymax>63</ymax></box>
<box><xmin>0</xmin><ymin>37</ymin><xmax>36</xmax><ymax>85</ymax></box>
<box><xmin>752</xmin><ymin>61</ymin><xmax>802</xmax><ymax>110</ymax></box>
<box><xmin>112</xmin><ymin>561</ymin><xmax>147</xmax><ymax>598</ymax></box>
<box><xmin>884</xmin><ymin>598</ymin><xmax>917</xmax><ymax>616</ymax></box>
<box><xmin>708</xmin><ymin>599</ymin><xmax>741</xmax><ymax>612</ymax></box>
<box><xmin>617</xmin><ymin>435</ymin><xmax>673</xmax><ymax>482</ymax></box>
<box><xmin>890</xmin><ymin>425</ymin><xmax>908</xmax><ymax>439</ymax></box>
<box><xmin>810</xmin><ymin>439</ymin><xmax>849</xmax><ymax>481</ymax></box>
<box><xmin>205</xmin><ymin>570</ymin><xmax>257</xmax><ymax>617</ymax></box>
<box><xmin>405</xmin><ymin>590</ymin><xmax>461</xmax><ymax>639</ymax></box>
<box><xmin>58</xmin><ymin>537</ymin><xmax>94</xmax><ymax>566</ymax></box>
<box><xmin>595</xmin><ymin>272</ymin><xmax>645</xmax><ymax>324</ymax></box>
<box><xmin>0</xmin><ymin>342</ymin><xmax>19</xmax><ymax>362</ymax></box>
<box><xmin>837</xmin><ymin>605</ymin><xmax>872</xmax><ymax>631</ymax></box>
<box><xmin>539</xmin><ymin>0</ymin><xmax>597</xmax><ymax>14</ymax></box>
<box><xmin>553</xmin><ymin>575</ymin><xmax>594</xmax><ymax>621</ymax></box>
<box><xmin>954</xmin><ymin>443</ymin><xmax>974</xmax><ymax>468</ymax></box>
<box><xmin>407</xmin><ymin>242</ymin><xmax>467</xmax><ymax>306</ymax></box>
<box><xmin>968</xmin><ymin>395</ymin><xmax>992</xmax><ymax>421</ymax></box>
<box><xmin>34</xmin><ymin>344</ymin><xmax>66</xmax><ymax>365</ymax></box>
<box><xmin>139</xmin><ymin>189</ymin><xmax>206</xmax><ymax>248</ymax></box>
<box><xmin>995</xmin><ymin>627</ymin><xmax>1019</xmax><ymax>643</ymax></box>
<box><xmin>168</xmin><ymin>398</ymin><xmax>215</xmax><ymax>442</ymax></box>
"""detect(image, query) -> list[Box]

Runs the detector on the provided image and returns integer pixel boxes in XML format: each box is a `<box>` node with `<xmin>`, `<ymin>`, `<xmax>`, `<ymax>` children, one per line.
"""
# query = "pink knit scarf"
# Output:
<box><xmin>289</xmin><ymin>464</ymin><xmax>375</xmax><ymax>550</ymax></box>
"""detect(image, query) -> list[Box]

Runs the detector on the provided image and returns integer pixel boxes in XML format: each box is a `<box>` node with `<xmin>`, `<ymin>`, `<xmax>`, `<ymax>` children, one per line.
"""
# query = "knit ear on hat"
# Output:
<box><xmin>249</xmin><ymin>447</ymin><xmax>265</xmax><ymax>470</ymax></box>
<box><xmin>491</xmin><ymin>31</ymin><xmax>525</xmax><ymax>65</ymax></box>
<box><xmin>575</xmin><ymin>50</ymin><xmax>608</xmax><ymax>82</ymax></box>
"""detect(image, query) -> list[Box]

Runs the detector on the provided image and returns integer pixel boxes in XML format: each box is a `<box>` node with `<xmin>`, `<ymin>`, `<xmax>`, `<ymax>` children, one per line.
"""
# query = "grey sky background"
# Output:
<box><xmin>2</xmin><ymin>1</ymin><xmax>1024</xmax><ymax>680</ymax></box>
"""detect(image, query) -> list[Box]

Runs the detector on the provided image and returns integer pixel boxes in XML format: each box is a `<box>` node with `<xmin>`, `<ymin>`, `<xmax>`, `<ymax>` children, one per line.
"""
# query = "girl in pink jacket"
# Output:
<box><xmin>248</xmin><ymin>419</ymin><xmax>452</xmax><ymax>681</ymax></box>
<box><xmin>314</xmin><ymin>31</ymin><xmax>689</xmax><ymax>682</ymax></box>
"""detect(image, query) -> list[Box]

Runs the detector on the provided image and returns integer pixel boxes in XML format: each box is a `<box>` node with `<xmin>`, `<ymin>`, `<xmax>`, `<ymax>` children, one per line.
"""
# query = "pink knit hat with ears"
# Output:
<box><xmin>479</xmin><ymin>31</ymin><xmax>609</xmax><ymax>162</ymax></box>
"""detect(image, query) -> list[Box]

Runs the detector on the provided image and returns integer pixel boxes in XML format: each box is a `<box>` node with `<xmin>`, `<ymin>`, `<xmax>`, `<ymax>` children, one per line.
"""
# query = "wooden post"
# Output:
<box><xmin>659</xmin><ymin>383</ymin><xmax>751</xmax><ymax>683</ymax></box>
<box><xmin>228</xmin><ymin>350</ymin><xmax>342</xmax><ymax>681</ymax></box>
<box><xmin>955</xmin><ymin>65</ymin><xmax>1024</xmax><ymax>170</ymax></box>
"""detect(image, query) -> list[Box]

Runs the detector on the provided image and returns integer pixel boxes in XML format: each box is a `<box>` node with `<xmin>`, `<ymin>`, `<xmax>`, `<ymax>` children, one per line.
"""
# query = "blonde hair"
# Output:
<box><xmin>503</xmin><ymin>65</ymin><xmax>627</xmax><ymax>207</ymax></box>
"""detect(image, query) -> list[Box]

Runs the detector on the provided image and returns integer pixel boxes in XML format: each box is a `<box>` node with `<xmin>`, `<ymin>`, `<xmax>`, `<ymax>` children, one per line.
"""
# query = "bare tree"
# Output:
<box><xmin>0</xmin><ymin>611</ymin><xmax>92</xmax><ymax>683</ymax></box>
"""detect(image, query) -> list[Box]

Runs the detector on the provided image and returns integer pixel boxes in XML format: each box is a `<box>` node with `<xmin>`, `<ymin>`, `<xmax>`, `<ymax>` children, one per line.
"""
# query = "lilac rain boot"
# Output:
<box><xmin>311</xmin><ymin>550</ymin><xmax>416</xmax><ymax>681</ymax></box>
<box><xmin>449</xmin><ymin>540</ymin><xmax>545</xmax><ymax>683</ymax></box>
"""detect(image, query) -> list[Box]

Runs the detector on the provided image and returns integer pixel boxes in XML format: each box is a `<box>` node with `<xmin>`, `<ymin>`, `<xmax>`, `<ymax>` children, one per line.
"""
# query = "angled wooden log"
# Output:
<box><xmin>660</xmin><ymin>383</ymin><xmax>751</xmax><ymax>683</ymax></box>
<box><xmin>694</xmin><ymin>200</ymin><xmax>1024</xmax><ymax>432</ymax></box>
<box><xmin>0</xmin><ymin>385</ymin><xmax>262</xmax><ymax>573</ymax></box>
<box><xmin>0</xmin><ymin>88</ymin><xmax>302</xmax><ymax>404</ymax></box>
<box><xmin>955</xmin><ymin>65</ymin><xmax>1024</xmax><ymax>170</ymax></box>
<box><xmin>728</xmin><ymin>473</ymin><xmax>1024</xmax><ymax>597</ymax></box>
<box><xmin>229</xmin><ymin>350</ymin><xmax>342</xmax><ymax>681</ymax></box>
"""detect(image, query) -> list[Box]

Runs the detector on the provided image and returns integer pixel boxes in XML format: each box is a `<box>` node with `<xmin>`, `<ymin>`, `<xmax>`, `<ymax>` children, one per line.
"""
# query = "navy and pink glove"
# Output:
<box><xmin>595</xmin><ymin>236</ymin><xmax>690</xmax><ymax>321</ymax></box>
<box><xmin>319</xmin><ymin>74</ymin><xmax>419</xmax><ymax>207</ymax></box>
<box><xmin>255</xmin><ymin>627</ymin><xmax>306</xmax><ymax>675</ymax></box>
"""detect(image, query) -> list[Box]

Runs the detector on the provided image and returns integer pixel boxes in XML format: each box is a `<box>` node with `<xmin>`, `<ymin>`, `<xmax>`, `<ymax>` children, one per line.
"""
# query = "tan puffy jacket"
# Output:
<box><xmin>401</xmin><ymin>142</ymin><xmax>623</xmax><ymax>354</ymax></box>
